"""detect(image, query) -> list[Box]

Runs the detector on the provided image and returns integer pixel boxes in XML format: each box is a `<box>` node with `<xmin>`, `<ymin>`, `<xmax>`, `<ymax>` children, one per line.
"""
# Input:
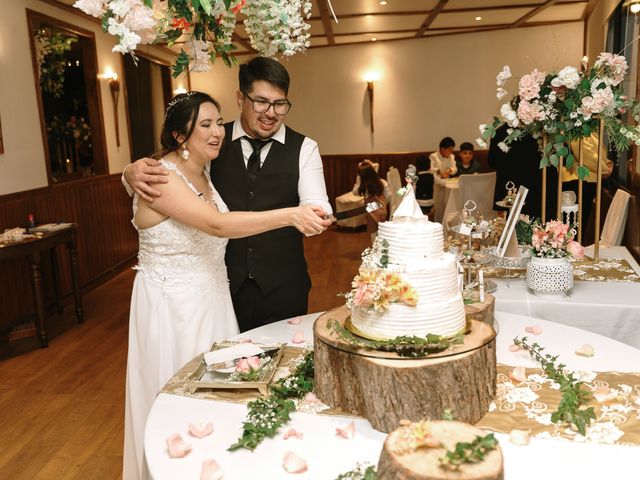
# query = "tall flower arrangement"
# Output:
<box><xmin>74</xmin><ymin>0</ymin><xmax>312</xmax><ymax>76</ymax></box>
<box><xmin>478</xmin><ymin>53</ymin><xmax>640</xmax><ymax>180</ymax></box>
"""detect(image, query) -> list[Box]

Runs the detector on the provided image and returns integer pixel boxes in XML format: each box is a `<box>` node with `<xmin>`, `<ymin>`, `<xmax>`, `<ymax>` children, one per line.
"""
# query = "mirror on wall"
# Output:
<box><xmin>123</xmin><ymin>53</ymin><xmax>173</xmax><ymax>160</ymax></box>
<box><xmin>27</xmin><ymin>9</ymin><xmax>107</xmax><ymax>184</ymax></box>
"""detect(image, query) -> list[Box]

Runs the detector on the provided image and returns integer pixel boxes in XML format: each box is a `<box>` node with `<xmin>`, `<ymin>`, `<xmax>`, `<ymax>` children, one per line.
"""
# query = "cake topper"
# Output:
<box><xmin>392</xmin><ymin>182</ymin><xmax>426</xmax><ymax>221</ymax></box>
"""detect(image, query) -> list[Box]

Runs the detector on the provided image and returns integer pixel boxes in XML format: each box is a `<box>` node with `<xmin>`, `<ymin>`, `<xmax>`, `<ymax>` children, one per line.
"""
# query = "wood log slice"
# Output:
<box><xmin>464</xmin><ymin>293</ymin><xmax>494</xmax><ymax>327</ymax></box>
<box><xmin>313</xmin><ymin>306</ymin><xmax>496</xmax><ymax>433</ymax></box>
<box><xmin>378</xmin><ymin>421</ymin><xmax>504</xmax><ymax>480</ymax></box>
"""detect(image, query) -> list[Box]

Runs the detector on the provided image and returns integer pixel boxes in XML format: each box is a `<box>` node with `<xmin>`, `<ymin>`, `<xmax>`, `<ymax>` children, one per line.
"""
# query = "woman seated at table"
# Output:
<box><xmin>354</xmin><ymin>160</ymin><xmax>391</xmax><ymax>239</ymax></box>
<box><xmin>123</xmin><ymin>91</ymin><xmax>330</xmax><ymax>480</ymax></box>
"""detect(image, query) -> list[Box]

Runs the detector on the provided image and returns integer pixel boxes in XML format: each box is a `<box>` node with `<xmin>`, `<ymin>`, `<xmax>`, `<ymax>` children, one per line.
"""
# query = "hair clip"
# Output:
<box><xmin>166</xmin><ymin>91</ymin><xmax>197</xmax><ymax>114</ymax></box>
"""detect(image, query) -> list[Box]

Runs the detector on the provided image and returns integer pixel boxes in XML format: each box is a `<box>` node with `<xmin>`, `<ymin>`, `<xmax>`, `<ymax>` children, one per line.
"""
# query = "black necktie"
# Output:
<box><xmin>244</xmin><ymin>136</ymin><xmax>271</xmax><ymax>184</ymax></box>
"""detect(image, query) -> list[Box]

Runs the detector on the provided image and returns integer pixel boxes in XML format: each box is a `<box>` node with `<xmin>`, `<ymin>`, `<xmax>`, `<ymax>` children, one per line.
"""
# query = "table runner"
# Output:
<box><xmin>483</xmin><ymin>257</ymin><xmax>640</xmax><ymax>283</ymax></box>
<box><xmin>161</xmin><ymin>349</ymin><xmax>640</xmax><ymax>446</ymax></box>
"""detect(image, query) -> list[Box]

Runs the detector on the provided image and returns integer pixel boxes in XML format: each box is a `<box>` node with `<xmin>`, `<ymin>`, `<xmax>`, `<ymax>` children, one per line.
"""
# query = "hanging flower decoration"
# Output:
<box><xmin>478</xmin><ymin>53</ymin><xmax>640</xmax><ymax>180</ymax></box>
<box><xmin>33</xmin><ymin>28</ymin><xmax>78</xmax><ymax>98</ymax></box>
<box><xmin>74</xmin><ymin>0</ymin><xmax>313</xmax><ymax>77</ymax></box>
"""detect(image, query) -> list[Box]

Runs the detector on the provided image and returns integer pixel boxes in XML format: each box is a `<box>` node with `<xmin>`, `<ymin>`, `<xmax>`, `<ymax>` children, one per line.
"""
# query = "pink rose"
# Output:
<box><xmin>566</xmin><ymin>240</ymin><xmax>585</xmax><ymax>259</ymax></box>
<box><xmin>235</xmin><ymin>358</ymin><xmax>250</xmax><ymax>373</ymax></box>
<box><xmin>246</xmin><ymin>356</ymin><xmax>261</xmax><ymax>370</ymax></box>
<box><xmin>353</xmin><ymin>284</ymin><xmax>374</xmax><ymax>307</ymax></box>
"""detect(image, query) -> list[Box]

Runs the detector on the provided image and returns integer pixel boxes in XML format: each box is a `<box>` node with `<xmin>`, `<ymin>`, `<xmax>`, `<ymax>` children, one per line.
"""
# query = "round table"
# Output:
<box><xmin>145</xmin><ymin>311</ymin><xmax>640</xmax><ymax>479</ymax></box>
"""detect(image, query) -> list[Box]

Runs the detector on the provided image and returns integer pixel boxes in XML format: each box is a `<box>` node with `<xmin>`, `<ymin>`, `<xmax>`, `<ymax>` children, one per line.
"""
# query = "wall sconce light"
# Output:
<box><xmin>624</xmin><ymin>1</ymin><xmax>640</xmax><ymax>13</ymax></box>
<box><xmin>364</xmin><ymin>72</ymin><xmax>380</xmax><ymax>133</ymax></box>
<box><xmin>108</xmin><ymin>72</ymin><xmax>121</xmax><ymax>147</ymax></box>
<box><xmin>173</xmin><ymin>86</ymin><xmax>187</xmax><ymax>95</ymax></box>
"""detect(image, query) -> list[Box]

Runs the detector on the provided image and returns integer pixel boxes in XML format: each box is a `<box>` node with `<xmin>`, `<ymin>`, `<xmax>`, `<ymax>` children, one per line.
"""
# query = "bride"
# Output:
<box><xmin>123</xmin><ymin>91</ymin><xmax>330</xmax><ymax>480</ymax></box>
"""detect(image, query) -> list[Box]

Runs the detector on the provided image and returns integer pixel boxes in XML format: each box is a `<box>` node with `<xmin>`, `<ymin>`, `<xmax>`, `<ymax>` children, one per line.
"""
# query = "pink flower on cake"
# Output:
<box><xmin>166</xmin><ymin>433</ymin><xmax>192</xmax><ymax>458</ymax></box>
<box><xmin>200</xmin><ymin>459</ymin><xmax>224</xmax><ymax>480</ymax></box>
<box><xmin>336</xmin><ymin>421</ymin><xmax>356</xmax><ymax>439</ymax></box>
<box><xmin>282</xmin><ymin>451</ymin><xmax>308</xmax><ymax>473</ymax></box>
<box><xmin>188</xmin><ymin>422</ymin><xmax>214</xmax><ymax>438</ymax></box>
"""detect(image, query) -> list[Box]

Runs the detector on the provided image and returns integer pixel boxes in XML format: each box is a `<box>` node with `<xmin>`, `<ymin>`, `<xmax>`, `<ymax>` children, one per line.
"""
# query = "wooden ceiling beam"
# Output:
<box><xmin>415</xmin><ymin>0</ymin><xmax>449</xmax><ymax>37</ymax></box>
<box><xmin>317</xmin><ymin>0</ymin><xmax>336</xmax><ymax>45</ymax></box>
<box><xmin>512</xmin><ymin>0</ymin><xmax>559</xmax><ymax>27</ymax></box>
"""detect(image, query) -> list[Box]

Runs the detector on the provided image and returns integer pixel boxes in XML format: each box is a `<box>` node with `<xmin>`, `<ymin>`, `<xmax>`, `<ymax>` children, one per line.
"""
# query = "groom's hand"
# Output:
<box><xmin>292</xmin><ymin>205</ymin><xmax>332</xmax><ymax>236</ymax></box>
<box><xmin>124</xmin><ymin>158</ymin><xmax>169</xmax><ymax>202</ymax></box>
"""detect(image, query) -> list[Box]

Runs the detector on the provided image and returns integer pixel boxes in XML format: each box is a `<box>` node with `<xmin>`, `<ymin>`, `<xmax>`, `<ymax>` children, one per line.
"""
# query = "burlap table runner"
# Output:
<box><xmin>162</xmin><ymin>349</ymin><xmax>640</xmax><ymax>445</ymax></box>
<box><xmin>483</xmin><ymin>257</ymin><xmax>640</xmax><ymax>283</ymax></box>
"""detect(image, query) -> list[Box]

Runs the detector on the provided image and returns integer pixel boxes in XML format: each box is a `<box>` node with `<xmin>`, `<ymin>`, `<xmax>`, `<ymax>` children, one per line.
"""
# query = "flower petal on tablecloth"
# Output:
<box><xmin>188</xmin><ymin>422</ymin><xmax>214</xmax><ymax>438</ymax></box>
<box><xmin>510</xmin><ymin>366</ymin><xmax>527</xmax><ymax>383</ymax></box>
<box><xmin>509</xmin><ymin>344</ymin><xmax>522</xmax><ymax>352</ymax></box>
<box><xmin>287</xmin><ymin>316</ymin><xmax>302</xmax><ymax>325</ymax></box>
<box><xmin>283</xmin><ymin>451</ymin><xmax>308</xmax><ymax>473</ymax></box>
<box><xmin>283</xmin><ymin>428</ymin><xmax>304</xmax><ymax>440</ymax></box>
<box><xmin>509</xmin><ymin>429</ymin><xmax>531</xmax><ymax>446</ymax></box>
<box><xmin>525</xmin><ymin>325</ymin><xmax>543</xmax><ymax>335</ymax></box>
<box><xmin>575</xmin><ymin>344</ymin><xmax>595</xmax><ymax>357</ymax></box>
<box><xmin>336</xmin><ymin>421</ymin><xmax>356</xmax><ymax>439</ymax></box>
<box><xmin>200</xmin><ymin>459</ymin><xmax>224</xmax><ymax>480</ymax></box>
<box><xmin>166</xmin><ymin>433</ymin><xmax>192</xmax><ymax>458</ymax></box>
<box><xmin>291</xmin><ymin>331</ymin><xmax>305</xmax><ymax>344</ymax></box>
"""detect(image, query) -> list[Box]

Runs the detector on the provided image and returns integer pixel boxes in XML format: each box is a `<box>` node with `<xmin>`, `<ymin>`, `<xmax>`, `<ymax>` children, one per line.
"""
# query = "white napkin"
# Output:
<box><xmin>203</xmin><ymin>344</ymin><xmax>264</xmax><ymax>366</ymax></box>
<box><xmin>392</xmin><ymin>184</ymin><xmax>425</xmax><ymax>220</ymax></box>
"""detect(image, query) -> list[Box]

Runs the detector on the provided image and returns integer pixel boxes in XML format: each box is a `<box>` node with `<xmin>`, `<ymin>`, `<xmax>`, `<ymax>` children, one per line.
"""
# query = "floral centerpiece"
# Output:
<box><xmin>74</xmin><ymin>0</ymin><xmax>312</xmax><ymax>76</ymax></box>
<box><xmin>345</xmin><ymin>239</ymin><xmax>418</xmax><ymax>312</ymax></box>
<box><xmin>530</xmin><ymin>220</ymin><xmax>584</xmax><ymax>259</ymax></box>
<box><xmin>478</xmin><ymin>53</ymin><xmax>640</xmax><ymax>180</ymax></box>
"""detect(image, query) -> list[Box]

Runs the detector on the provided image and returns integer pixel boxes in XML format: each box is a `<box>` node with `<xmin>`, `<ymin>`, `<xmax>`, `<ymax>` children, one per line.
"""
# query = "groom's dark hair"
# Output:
<box><xmin>156</xmin><ymin>91</ymin><xmax>220</xmax><ymax>158</ymax></box>
<box><xmin>239</xmin><ymin>57</ymin><xmax>290</xmax><ymax>95</ymax></box>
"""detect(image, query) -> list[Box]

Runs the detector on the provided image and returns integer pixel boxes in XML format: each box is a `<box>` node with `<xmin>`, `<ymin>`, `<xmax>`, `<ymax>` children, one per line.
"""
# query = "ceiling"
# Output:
<box><xmin>52</xmin><ymin>0</ymin><xmax>593</xmax><ymax>54</ymax></box>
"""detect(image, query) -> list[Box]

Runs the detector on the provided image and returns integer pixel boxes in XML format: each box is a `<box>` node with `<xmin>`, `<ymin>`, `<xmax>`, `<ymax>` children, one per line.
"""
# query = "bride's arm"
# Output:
<box><xmin>147</xmin><ymin>172</ymin><xmax>331</xmax><ymax>238</ymax></box>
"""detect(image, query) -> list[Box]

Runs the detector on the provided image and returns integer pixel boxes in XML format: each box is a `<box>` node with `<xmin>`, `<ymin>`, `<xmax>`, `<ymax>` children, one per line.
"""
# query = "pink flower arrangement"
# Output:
<box><xmin>530</xmin><ymin>220</ymin><xmax>584</xmax><ymax>259</ymax></box>
<box><xmin>347</xmin><ymin>267</ymin><xmax>418</xmax><ymax>312</ymax></box>
<box><xmin>235</xmin><ymin>355</ymin><xmax>262</xmax><ymax>373</ymax></box>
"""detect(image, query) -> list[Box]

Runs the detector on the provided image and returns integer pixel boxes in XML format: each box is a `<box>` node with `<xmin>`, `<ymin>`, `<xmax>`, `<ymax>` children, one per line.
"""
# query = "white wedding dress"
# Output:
<box><xmin>123</xmin><ymin>160</ymin><xmax>239</xmax><ymax>480</ymax></box>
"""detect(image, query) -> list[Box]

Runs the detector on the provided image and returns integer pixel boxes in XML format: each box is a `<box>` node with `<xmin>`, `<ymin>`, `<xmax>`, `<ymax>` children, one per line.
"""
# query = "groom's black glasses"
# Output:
<box><xmin>242</xmin><ymin>91</ymin><xmax>292</xmax><ymax>115</ymax></box>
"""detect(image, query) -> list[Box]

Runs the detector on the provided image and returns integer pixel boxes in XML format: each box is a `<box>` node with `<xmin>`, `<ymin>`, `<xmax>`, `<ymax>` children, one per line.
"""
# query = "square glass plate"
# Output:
<box><xmin>186</xmin><ymin>341</ymin><xmax>286</xmax><ymax>395</ymax></box>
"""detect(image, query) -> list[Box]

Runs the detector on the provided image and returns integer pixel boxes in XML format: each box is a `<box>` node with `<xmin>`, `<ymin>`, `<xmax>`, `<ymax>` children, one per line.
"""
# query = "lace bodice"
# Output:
<box><xmin>131</xmin><ymin>159</ymin><xmax>229</xmax><ymax>289</ymax></box>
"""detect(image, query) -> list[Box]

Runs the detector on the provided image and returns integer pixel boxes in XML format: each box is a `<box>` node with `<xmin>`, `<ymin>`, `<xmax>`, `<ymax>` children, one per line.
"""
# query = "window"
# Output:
<box><xmin>27</xmin><ymin>9</ymin><xmax>107</xmax><ymax>184</ymax></box>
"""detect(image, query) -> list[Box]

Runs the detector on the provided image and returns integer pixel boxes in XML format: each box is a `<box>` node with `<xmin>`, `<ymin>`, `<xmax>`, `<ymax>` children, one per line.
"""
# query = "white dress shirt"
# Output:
<box><xmin>232</xmin><ymin>120</ymin><xmax>332</xmax><ymax>214</ymax></box>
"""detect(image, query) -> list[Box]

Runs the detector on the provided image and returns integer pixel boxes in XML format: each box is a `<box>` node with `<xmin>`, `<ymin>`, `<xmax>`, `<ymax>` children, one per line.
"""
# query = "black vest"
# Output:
<box><xmin>211</xmin><ymin>122</ymin><xmax>308</xmax><ymax>294</ymax></box>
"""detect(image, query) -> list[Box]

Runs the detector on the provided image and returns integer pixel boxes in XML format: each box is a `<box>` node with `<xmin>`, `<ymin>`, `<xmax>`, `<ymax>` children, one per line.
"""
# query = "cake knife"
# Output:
<box><xmin>326</xmin><ymin>201</ymin><xmax>382</xmax><ymax>222</ymax></box>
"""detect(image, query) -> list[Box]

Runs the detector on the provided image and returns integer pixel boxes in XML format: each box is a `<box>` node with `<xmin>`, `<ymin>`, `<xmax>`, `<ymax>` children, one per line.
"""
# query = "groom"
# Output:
<box><xmin>123</xmin><ymin>57</ymin><xmax>332</xmax><ymax>332</ymax></box>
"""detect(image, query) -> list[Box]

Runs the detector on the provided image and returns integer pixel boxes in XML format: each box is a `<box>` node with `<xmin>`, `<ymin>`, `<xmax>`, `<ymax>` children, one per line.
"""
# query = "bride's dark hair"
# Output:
<box><xmin>153</xmin><ymin>91</ymin><xmax>221</xmax><ymax>158</ymax></box>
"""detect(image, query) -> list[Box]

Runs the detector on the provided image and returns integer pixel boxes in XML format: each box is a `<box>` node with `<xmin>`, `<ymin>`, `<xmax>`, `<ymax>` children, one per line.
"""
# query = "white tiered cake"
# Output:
<box><xmin>349</xmin><ymin>185</ymin><xmax>466</xmax><ymax>340</ymax></box>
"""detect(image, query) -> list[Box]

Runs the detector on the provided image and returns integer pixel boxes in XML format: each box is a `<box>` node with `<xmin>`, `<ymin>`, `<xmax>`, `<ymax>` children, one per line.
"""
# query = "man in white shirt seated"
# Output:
<box><xmin>429</xmin><ymin>136</ymin><xmax>457</xmax><ymax>185</ymax></box>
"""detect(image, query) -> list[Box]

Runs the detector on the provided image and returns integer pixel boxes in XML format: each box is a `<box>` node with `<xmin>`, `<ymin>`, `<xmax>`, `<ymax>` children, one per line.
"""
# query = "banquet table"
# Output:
<box><xmin>145</xmin><ymin>311</ymin><xmax>640</xmax><ymax>480</ymax></box>
<box><xmin>492</xmin><ymin>246</ymin><xmax>640</xmax><ymax>349</ymax></box>
<box><xmin>432</xmin><ymin>177</ymin><xmax>459</xmax><ymax>224</ymax></box>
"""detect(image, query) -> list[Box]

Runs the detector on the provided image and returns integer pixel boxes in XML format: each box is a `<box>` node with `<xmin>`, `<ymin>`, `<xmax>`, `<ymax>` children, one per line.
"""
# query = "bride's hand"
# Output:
<box><xmin>291</xmin><ymin>205</ymin><xmax>332</xmax><ymax>236</ymax></box>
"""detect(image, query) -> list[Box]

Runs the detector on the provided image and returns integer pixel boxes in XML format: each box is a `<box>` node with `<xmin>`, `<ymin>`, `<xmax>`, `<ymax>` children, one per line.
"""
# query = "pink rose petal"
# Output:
<box><xmin>593</xmin><ymin>386</ymin><xmax>616</xmax><ymax>403</ymax></box>
<box><xmin>283</xmin><ymin>451</ymin><xmax>308</xmax><ymax>474</ymax></box>
<box><xmin>336</xmin><ymin>420</ymin><xmax>356</xmax><ymax>439</ymax></box>
<box><xmin>524</xmin><ymin>325</ymin><xmax>543</xmax><ymax>335</ymax></box>
<box><xmin>509</xmin><ymin>366</ymin><xmax>527</xmax><ymax>383</ymax></box>
<box><xmin>166</xmin><ymin>433</ymin><xmax>192</xmax><ymax>458</ymax></box>
<box><xmin>246</xmin><ymin>356</ymin><xmax>261</xmax><ymax>370</ymax></box>
<box><xmin>200</xmin><ymin>459</ymin><xmax>224</xmax><ymax>480</ymax></box>
<box><xmin>509</xmin><ymin>429</ymin><xmax>531</xmax><ymax>446</ymax></box>
<box><xmin>291</xmin><ymin>331</ymin><xmax>305</xmax><ymax>344</ymax></box>
<box><xmin>287</xmin><ymin>316</ymin><xmax>302</xmax><ymax>325</ymax></box>
<box><xmin>235</xmin><ymin>358</ymin><xmax>250</xmax><ymax>373</ymax></box>
<box><xmin>575</xmin><ymin>344</ymin><xmax>595</xmax><ymax>357</ymax></box>
<box><xmin>188</xmin><ymin>422</ymin><xmax>214</xmax><ymax>438</ymax></box>
<box><xmin>237</xmin><ymin>338</ymin><xmax>253</xmax><ymax>343</ymax></box>
<box><xmin>509</xmin><ymin>344</ymin><xmax>522</xmax><ymax>352</ymax></box>
<box><xmin>283</xmin><ymin>428</ymin><xmax>304</xmax><ymax>440</ymax></box>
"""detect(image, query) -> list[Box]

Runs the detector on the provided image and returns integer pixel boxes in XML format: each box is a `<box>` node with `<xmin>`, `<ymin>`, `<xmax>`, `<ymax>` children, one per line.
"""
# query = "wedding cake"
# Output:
<box><xmin>348</xmin><ymin>185</ymin><xmax>466</xmax><ymax>340</ymax></box>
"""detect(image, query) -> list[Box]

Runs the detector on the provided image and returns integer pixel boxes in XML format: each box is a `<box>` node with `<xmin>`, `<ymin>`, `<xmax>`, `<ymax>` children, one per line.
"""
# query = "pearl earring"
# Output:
<box><xmin>181</xmin><ymin>144</ymin><xmax>190</xmax><ymax>160</ymax></box>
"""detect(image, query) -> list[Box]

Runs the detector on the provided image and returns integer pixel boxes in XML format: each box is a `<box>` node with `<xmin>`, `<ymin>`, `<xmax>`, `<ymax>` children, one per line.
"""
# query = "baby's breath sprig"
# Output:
<box><xmin>335</xmin><ymin>463</ymin><xmax>378</xmax><ymax>480</ymax></box>
<box><xmin>513</xmin><ymin>336</ymin><xmax>595</xmax><ymax>435</ymax></box>
<box><xmin>228</xmin><ymin>351</ymin><xmax>314</xmax><ymax>451</ymax></box>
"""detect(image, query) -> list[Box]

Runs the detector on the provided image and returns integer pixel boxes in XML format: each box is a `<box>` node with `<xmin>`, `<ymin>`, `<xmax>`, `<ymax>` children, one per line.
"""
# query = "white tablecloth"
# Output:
<box><xmin>432</xmin><ymin>178</ymin><xmax>459</xmax><ymax>224</ymax></box>
<box><xmin>492</xmin><ymin>246</ymin><xmax>640</xmax><ymax>349</ymax></box>
<box><xmin>145</xmin><ymin>311</ymin><xmax>640</xmax><ymax>480</ymax></box>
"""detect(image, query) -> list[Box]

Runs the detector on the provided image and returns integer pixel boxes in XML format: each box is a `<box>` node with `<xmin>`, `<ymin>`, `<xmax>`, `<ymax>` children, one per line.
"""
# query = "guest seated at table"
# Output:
<box><xmin>429</xmin><ymin>137</ymin><xmax>457</xmax><ymax>181</ymax></box>
<box><xmin>355</xmin><ymin>159</ymin><xmax>391</xmax><ymax>238</ymax></box>
<box><xmin>415</xmin><ymin>155</ymin><xmax>435</xmax><ymax>215</ymax></box>
<box><xmin>453</xmin><ymin>142</ymin><xmax>482</xmax><ymax>176</ymax></box>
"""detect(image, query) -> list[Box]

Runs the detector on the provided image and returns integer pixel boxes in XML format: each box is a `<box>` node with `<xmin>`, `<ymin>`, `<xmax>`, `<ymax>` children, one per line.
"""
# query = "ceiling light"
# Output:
<box><xmin>380</xmin><ymin>0</ymin><xmax>388</xmax><ymax>5</ymax></box>
<box><xmin>475</xmin><ymin>16</ymin><xmax>482</xmax><ymax>21</ymax></box>
<box><xmin>632</xmin><ymin>3</ymin><xmax>640</xmax><ymax>13</ymax></box>
<box><xmin>371</xmin><ymin>37</ymin><xmax>377</xmax><ymax>42</ymax></box>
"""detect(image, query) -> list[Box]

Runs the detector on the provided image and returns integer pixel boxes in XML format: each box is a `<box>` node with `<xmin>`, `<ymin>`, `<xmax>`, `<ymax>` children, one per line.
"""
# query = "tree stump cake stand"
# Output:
<box><xmin>313</xmin><ymin>306</ymin><xmax>497</xmax><ymax>433</ymax></box>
